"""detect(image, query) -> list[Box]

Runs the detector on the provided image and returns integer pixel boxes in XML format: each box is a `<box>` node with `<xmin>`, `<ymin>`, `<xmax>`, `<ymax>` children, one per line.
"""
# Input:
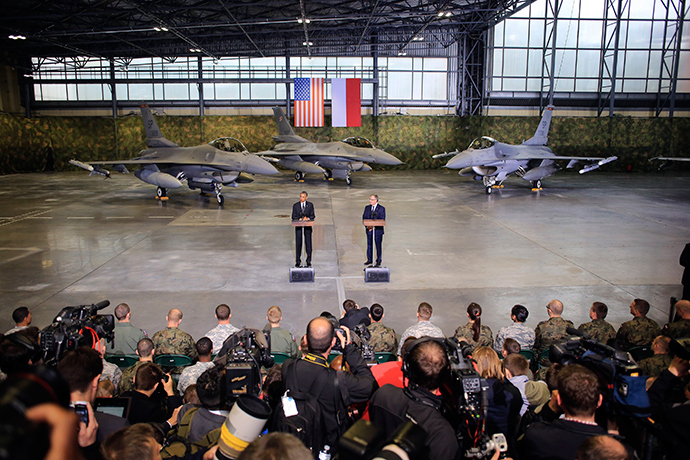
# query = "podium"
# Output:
<box><xmin>362</xmin><ymin>219</ymin><xmax>389</xmax><ymax>283</ymax></box>
<box><xmin>290</xmin><ymin>219</ymin><xmax>314</xmax><ymax>282</ymax></box>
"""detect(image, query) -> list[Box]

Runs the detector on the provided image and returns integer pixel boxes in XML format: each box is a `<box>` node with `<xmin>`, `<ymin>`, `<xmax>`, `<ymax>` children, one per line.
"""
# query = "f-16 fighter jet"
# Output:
<box><xmin>257</xmin><ymin>107</ymin><xmax>402</xmax><ymax>185</ymax></box>
<box><xmin>71</xmin><ymin>105</ymin><xmax>278</xmax><ymax>205</ymax></box>
<box><xmin>434</xmin><ymin>106</ymin><xmax>617</xmax><ymax>194</ymax></box>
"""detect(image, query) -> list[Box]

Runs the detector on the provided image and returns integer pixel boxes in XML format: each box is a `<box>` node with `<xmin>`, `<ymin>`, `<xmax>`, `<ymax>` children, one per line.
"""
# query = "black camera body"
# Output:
<box><xmin>218</xmin><ymin>328</ymin><xmax>273</xmax><ymax>401</ymax></box>
<box><xmin>440</xmin><ymin>338</ymin><xmax>484</xmax><ymax>417</ymax></box>
<box><xmin>39</xmin><ymin>300</ymin><xmax>114</xmax><ymax>366</ymax></box>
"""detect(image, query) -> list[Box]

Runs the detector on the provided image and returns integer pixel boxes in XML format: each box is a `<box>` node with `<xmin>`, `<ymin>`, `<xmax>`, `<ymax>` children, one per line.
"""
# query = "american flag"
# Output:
<box><xmin>294</xmin><ymin>78</ymin><xmax>324</xmax><ymax>127</ymax></box>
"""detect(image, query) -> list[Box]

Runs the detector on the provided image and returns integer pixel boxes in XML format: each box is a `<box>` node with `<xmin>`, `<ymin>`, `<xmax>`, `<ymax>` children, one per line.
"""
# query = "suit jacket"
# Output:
<box><xmin>292</xmin><ymin>201</ymin><xmax>315</xmax><ymax>222</ymax></box>
<box><xmin>680</xmin><ymin>243</ymin><xmax>690</xmax><ymax>284</ymax></box>
<box><xmin>362</xmin><ymin>204</ymin><xmax>386</xmax><ymax>234</ymax></box>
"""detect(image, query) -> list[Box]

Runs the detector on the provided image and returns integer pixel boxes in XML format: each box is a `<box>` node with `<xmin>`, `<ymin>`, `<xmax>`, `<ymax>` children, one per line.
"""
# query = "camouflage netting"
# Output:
<box><xmin>0</xmin><ymin>112</ymin><xmax>688</xmax><ymax>175</ymax></box>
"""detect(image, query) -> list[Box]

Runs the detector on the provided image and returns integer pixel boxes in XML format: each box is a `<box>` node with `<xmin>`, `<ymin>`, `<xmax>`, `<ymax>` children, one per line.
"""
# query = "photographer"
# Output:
<box><xmin>369</xmin><ymin>338</ymin><xmax>459</xmax><ymax>460</ymax></box>
<box><xmin>278</xmin><ymin>317</ymin><xmax>376</xmax><ymax>452</ymax></box>
<box><xmin>120</xmin><ymin>362</ymin><xmax>182</xmax><ymax>427</ymax></box>
<box><xmin>57</xmin><ymin>347</ymin><xmax>130</xmax><ymax>458</ymax></box>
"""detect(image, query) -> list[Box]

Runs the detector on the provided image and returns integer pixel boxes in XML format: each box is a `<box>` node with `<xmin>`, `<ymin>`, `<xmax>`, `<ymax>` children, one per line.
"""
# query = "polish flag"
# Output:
<box><xmin>331</xmin><ymin>78</ymin><xmax>361</xmax><ymax>127</ymax></box>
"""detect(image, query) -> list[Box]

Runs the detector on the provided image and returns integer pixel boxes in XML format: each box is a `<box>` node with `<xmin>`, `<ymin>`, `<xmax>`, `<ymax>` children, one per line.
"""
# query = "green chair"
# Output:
<box><xmin>536</xmin><ymin>348</ymin><xmax>551</xmax><ymax>370</ymax></box>
<box><xmin>105</xmin><ymin>354</ymin><xmax>138</xmax><ymax>368</ymax></box>
<box><xmin>375</xmin><ymin>352</ymin><xmax>397</xmax><ymax>364</ymax></box>
<box><xmin>271</xmin><ymin>352</ymin><xmax>292</xmax><ymax>364</ymax></box>
<box><xmin>519</xmin><ymin>349</ymin><xmax>536</xmax><ymax>361</ymax></box>
<box><xmin>154</xmin><ymin>354</ymin><xmax>194</xmax><ymax>368</ymax></box>
<box><xmin>628</xmin><ymin>346</ymin><xmax>653</xmax><ymax>362</ymax></box>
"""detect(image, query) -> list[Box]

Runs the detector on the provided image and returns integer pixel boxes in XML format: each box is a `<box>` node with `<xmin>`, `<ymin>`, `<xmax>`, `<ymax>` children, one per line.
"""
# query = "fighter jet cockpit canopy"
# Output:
<box><xmin>210</xmin><ymin>137</ymin><xmax>248</xmax><ymax>153</ymax></box>
<box><xmin>468</xmin><ymin>137</ymin><xmax>496</xmax><ymax>150</ymax></box>
<box><xmin>342</xmin><ymin>136</ymin><xmax>375</xmax><ymax>148</ymax></box>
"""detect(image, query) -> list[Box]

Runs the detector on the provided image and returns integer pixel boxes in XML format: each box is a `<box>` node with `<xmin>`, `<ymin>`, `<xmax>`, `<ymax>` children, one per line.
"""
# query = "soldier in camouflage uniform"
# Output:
<box><xmin>577</xmin><ymin>302</ymin><xmax>616</xmax><ymax>346</ymax></box>
<box><xmin>454</xmin><ymin>303</ymin><xmax>493</xmax><ymax>351</ymax></box>
<box><xmin>98</xmin><ymin>338</ymin><xmax>122</xmax><ymax>389</ymax></box>
<box><xmin>616</xmin><ymin>299</ymin><xmax>661</xmax><ymax>350</ymax></box>
<box><xmin>177</xmin><ymin>337</ymin><xmax>215</xmax><ymax>395</ymax></box>
<box><xmin>152</xmin><ymin>308</ymin><xmax>198</xmax><ymax>361</ymax></box>
<box><xmin>638</xmin><ymin>335</ymin><xmax>673</xmax><ymax>377</ymax></box>
<box><xmin>494</xmin><ymin>304</ymin><xmax>535</xmax><ymax>353</ymax></box>
<box><xmin>366</xmin><ymin>303</ymin><xmax>398</xmax><ymax>353</ymax></box>
<box><xmin>119</xmin><ymin>337</ymin><xmax>155</xmax><ymax>394</ymax></box>
<box><xmin>662</xmin><ymin>300</ymin><xmax>690</xmax><ymax>340</ymax></box>
<box><xmin>205</xmin><ymin>304</ymin><xmax>240</xmax><ymax>352</ymax></box>
<box><xmin>398</xmin><ymin>302</ymin><xmax>444</xmax><ymax>355</ymax></box>
<box><xmin>534</xmin><ymin>300</ymin><xmax>574</xmax><ymax>367</ymax></box>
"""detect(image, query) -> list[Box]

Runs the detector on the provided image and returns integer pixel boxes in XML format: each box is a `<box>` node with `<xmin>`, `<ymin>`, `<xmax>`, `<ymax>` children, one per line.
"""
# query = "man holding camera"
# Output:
<box><xmin>279</xmin><ymin>317</ymin><xmax>376</xmax><ymax>451</ymax></box>
<box><xmin>369</xmin><ymin>338</ymin><xmax>459</xmax><ymax>460</ymax></box>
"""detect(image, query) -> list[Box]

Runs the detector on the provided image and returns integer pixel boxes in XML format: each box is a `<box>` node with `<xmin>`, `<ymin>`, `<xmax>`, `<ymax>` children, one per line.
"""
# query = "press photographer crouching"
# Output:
<box><xmin>368</xmin><ymin>337</ymin><xmax>458</xmax><ymax>460</ymax></box>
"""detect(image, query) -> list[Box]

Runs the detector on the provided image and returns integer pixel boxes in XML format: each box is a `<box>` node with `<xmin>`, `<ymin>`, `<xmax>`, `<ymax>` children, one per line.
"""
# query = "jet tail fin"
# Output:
<box><xmin>140</xmin><ymin>105</ymin><xmax>177</xmax><ymax>148</ymax></box>
<box><xmin>523</xmin><ymin>105</ymin><xmax>554</xmax><ymax>146</ymax></box>
<box><xmin>273</xmin><ymin>107</ymin><xmax>296</xmax><ymax>136</ymax></box>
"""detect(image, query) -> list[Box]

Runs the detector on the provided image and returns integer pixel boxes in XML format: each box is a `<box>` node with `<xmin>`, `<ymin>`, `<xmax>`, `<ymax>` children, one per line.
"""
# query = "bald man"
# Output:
<box><xmin>152</xmin><ymin>308</ymin><xmax>198</xmax><ymax>361</ymax></box>
<box><xmin>279</xmin><ymin>316</ymin><xmax>376</xmax><ymax>451</ymax></box>
<box><xmin>534</xmin><ymin>300</ymin><xmax>574</xmax><ymax>367</ymax></box>
<box><xmin>663</xmin><ymin>300</ymin><xmax>690</xmax><ymax>340</ymax></box>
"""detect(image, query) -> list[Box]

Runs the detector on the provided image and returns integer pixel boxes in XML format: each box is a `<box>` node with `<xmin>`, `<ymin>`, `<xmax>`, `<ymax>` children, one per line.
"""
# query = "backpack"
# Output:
<box><xmin>270</xmin><ymin>359</ymin><xmax>330</xmax><ymax>457</ymax></box>
<box><xmin>160</xmin><ymin>407</ymin><xmax>221</xmax><ymax>458</ymax></box>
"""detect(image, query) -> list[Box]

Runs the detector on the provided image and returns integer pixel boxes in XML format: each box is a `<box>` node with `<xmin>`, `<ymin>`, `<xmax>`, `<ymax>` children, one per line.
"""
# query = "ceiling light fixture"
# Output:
<box><xmin>302</xmin><ymin>41</ymin><xmax>313</xmax><ymax>46</ymax></box>
<box><xmin>445</xmin><ymin>11</ymin><xmax>452</xmax><ymax>17</ymax></box>
<box><xmin>398</xmin><ymin>52</ymin><xmax>407</xmax><ymax>56</ymax></box>
<box><xmin>9</xmin><ymin>35</ymin><xmax>26</xmax><ymax>40</ymax></box>
<box><xmin>23</xmin><ymin>74</ymin><xmax>33</xmax><ymax>78</ymax></box>
<box><xmin>189</xmin><ymin>48</ymin><xmax>201</xmax><ymax>53</ymax></box>
<box><xmin>437</xmin><ymin>11</ymin><xmax>444</xmax><ymax>17</ymax></box>
<box><xmin>297</xmin><ymin>18</ymin><xmax>303</xmax><ymax>23</ymax></box>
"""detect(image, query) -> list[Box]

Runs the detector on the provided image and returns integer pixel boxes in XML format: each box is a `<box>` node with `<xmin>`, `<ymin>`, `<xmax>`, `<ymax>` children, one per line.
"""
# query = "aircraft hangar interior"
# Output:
<box><xmin>0</xmin><ymin>1</ymin><xmax>689</xmax><ymax>365</ymax></box>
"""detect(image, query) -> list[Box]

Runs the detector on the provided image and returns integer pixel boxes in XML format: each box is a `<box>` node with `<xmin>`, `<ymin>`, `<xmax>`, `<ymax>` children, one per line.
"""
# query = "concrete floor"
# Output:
<box><xmin>0</xmin><ymin>169</ymin><xmax>688</xmax><ymax>343</ymax></box>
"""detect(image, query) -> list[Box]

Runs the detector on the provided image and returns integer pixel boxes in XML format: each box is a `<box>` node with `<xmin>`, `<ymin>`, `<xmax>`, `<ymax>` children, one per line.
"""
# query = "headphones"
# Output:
<box><xmin>4</xmin><ymin>331</ymin><xmax>42</xmax><ymax>364</ymax></box>
<box><xmin>401</xmin><ymin>336</ymin><xmax>448</xmax><ymax>384</ymax></box>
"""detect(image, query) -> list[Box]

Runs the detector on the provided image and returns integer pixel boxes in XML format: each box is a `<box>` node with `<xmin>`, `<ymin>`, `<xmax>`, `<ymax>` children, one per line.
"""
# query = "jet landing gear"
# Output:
<box><xmin>531</xmin><ymin>180</ymin><xmax>543</xmax><ymax>192</ymax></box>
<box><xmin>323</xmin><ymin>169</ymin><xmax>333</xmax><ymax>180</ymax></box>
<box><xmin>156</xmin><ymin>187</ymin><xmax>168</xmax><ymax>201</ymax></box>
<box><xmin>345</xmin><ymin>175</ymin><xmax>352</xmax><ymax>186</ymax></box>
<box><xmin>214</xmin><ymin>183</ymin><xmax>225</xmax><ymax>206</ymax></box>
<box><xmin>482</xmin><ymin>176</ymin><xmax>502</xmax><ymax>194</ymax></box>
<box><xmin>294</xmin><ymin>171</ymin><xmax>305</xmax><ymax>181</ymax></box>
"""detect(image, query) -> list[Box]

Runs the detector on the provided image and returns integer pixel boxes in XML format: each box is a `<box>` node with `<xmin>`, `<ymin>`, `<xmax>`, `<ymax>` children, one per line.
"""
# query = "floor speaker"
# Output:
<box><xmin>364</xmin><ymin>266</ymin><xmax>390</xmax><ymax>283</ymax></box>
<box><xmin>290</xmin><ymin>267</ymin><xmax>314</xmax><ymax>282</ymax></box>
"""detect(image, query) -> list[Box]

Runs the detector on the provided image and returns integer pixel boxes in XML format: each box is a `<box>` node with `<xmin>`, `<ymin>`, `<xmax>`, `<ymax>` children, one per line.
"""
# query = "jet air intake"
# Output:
<box><xmin>134</xmin><ymin>169</ymin><xmax>182</xmax><ymax>188</ymax></box>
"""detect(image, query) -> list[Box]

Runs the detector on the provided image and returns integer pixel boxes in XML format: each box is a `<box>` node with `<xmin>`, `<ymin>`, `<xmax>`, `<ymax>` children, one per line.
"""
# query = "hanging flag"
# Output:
<box><xmin>294</xmin><ymin>78</ymin><xmax>324</xmax><ymax>127</ymax></box>
<box><xmin>331</xmin><ymin>78</ymin><xmax>361</xmax><ymax>127</ymax></box>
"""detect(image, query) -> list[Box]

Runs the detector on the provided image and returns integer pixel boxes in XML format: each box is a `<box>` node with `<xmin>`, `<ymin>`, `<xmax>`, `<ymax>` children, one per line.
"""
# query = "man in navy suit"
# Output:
<box><xmin>292</xmin><ymin>191</ymin><xmax>315</xmax><ymax>267</ymax></box>
<box><xmin>363</xmin><ymin>194</ymin><xmax>385</xmax><ymax>267</ymax></box>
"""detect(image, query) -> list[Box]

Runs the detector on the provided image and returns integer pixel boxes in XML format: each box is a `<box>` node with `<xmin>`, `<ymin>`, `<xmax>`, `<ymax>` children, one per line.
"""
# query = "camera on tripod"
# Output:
<box><xmin>39</xmin><ymin>300</ymin><xmax>114</xmax><ymax>366</ymax></box>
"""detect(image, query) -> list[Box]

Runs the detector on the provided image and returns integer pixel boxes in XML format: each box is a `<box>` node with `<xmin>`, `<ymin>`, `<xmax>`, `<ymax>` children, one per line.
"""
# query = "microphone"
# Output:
<box><xmin>94</xmin><ymin>300</ymin><xmax>110</xmax><ymax>310</ymax></box>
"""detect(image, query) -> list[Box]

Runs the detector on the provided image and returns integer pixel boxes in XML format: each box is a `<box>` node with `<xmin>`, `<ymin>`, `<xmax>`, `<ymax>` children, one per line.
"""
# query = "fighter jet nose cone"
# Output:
<box><xmin>376</xmin><ymin>150</ymin><xmax>403</xmax><ymax>165</ymax></box>
<box><xmin>445</xmin><ymin>151</ymin><xmax>472</xmax><ymax>170</ymax></box>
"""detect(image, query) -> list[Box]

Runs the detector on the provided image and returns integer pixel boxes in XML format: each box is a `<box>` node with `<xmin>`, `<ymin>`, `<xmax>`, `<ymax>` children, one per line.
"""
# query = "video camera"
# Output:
<box><xmin>39</xmin><ymin>300</ymin><xmax>114</xmax><ymax>367</ymax></box>
<box><xmin>352</xmin><ymin>323</ymin><xmax>376</xmax><ymax>364</ymax></box>
<box><xmin>550</xmin><ymin>327</ymin><xmax>650</xmax><ymax>418</ymax></box>
<box><xmin>215</xmin><ymin>328</ymin><xmax>274</xmax><ymax>401</ymax></box>
<box><xmin>338</xmin><ymin>419</ymin><xmax>428</xmax><ymax>460</ymax></box>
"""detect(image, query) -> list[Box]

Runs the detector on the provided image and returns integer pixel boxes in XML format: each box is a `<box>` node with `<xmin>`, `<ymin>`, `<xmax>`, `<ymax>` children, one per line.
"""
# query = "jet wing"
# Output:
<box><xmin>82</xmin><ymin>157</ymin><xmax>237</xmax><ymax>170</ymax></box>
<box><xmin>650</xmin><ymin>156</ymin><xmax>690</xmax><ymax>162</ymax></box>
<box><xmin>510</xmin><ymin>152</ymin><xmax>616</xmax><ymax>162</ymax></box>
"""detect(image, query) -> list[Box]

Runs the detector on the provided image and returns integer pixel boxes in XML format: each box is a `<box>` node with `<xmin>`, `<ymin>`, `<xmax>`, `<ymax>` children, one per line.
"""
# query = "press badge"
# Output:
<box><xmin>282</xmin><ymin>391</ymin><xmax>298</xmax><ymax>417</ymax></box>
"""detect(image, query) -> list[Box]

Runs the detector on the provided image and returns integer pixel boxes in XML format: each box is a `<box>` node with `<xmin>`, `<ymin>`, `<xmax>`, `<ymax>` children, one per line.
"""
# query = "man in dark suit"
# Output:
<box><xmin>362</xmin><ymin>194</ymin><xmax>385</xmax><ymax>267</ymax></box>
<box><xmin>292</xmin><ymin>191</ymin><xmax>315</xmax><ymax>267</ymax></box>
<box><xmin>680</xmin><ymin>243</ymin><xmax>690</xmax><ymax>300</ymax></box>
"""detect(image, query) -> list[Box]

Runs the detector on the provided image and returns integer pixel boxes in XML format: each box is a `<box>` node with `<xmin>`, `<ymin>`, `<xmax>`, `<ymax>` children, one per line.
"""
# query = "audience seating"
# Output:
<box><xmin>628</xmin><ymin>346</ymin><xmax>653</xmax><ymax>362</ymax></box>
<box><xmin>105</xmin><ymin>354</ymin><xmax>139</xmax><ymax>368</ymax></box>
<box><xmin>154</xmin><ymin>354</ymin><xmax>194</xmax><ymax>368</ymax></box>
<box><xmin>271</xmin><ymin>352</ymin><xmax>291</xmax><ymax>364</ymax></box>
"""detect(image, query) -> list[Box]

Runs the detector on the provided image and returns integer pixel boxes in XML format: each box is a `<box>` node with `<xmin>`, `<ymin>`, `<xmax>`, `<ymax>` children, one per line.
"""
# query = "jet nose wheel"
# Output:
<box><xmin>217</xmin><ymin>194</ymin><xmax>225</xmax><ymax>205</ymax></box>
<box><xmin>324</xmin><ymin>169</ymin><xmax>333</xmax><ymax>180</ymax></box>
<box><xmin>345</xmin><ymin>176</ymin><xmax>352</xmax><ymax>186</ymax></box>
<box><xmin>156</xmin><ymin>187</ymin><xmax>168</xmax><ymax>200</ymax></box>
<box><xmin>485</xmin><ymin>186</ymin><xmax>492</xmax><ymax>195</ymax></box>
